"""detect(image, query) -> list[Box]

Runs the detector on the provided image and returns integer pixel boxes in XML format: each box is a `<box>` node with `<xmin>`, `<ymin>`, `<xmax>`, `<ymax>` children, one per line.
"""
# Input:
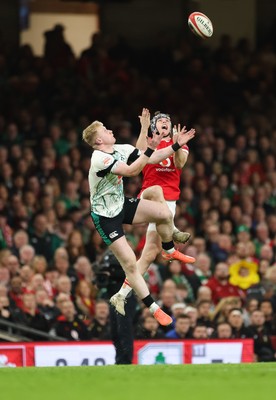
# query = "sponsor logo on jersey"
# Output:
<box><xmin>103</xmin><ymin>157</ymin><xmax>112</xmax><ymax>166</ymax></box>
<box><xmin>160</xmin><ymin>158</ymin><xmax>171</xmax><ymax>167</ymax></box>
<box><xmin>109</xmin><ymin>231</ymin><xmax>119</xmax><ymax>239</ymax></box>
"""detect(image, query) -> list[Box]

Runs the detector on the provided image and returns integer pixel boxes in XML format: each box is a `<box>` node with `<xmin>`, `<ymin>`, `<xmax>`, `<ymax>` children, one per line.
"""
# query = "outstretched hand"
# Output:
<box><xmin>139</xmin><ymin>108</ymin><xmax>150</xmax><ymax>130</ymax></box>
<box><xmin>147</xmin><ymin>130</ymin><xmax>164</xmax><ymax>149</ymax></box>
<box><xmin>175</xmin><ymin>125</ymin><xmax>196</xmax><ymax>147</ymax></box>
<box><xmin>173</xmin><ymin>124</ymin><xmax>186</xmax><ymax>143</ymax></box>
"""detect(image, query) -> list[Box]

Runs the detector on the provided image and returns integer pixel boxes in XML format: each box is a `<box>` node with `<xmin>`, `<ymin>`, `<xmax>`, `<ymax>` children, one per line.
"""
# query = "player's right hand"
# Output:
<box><xmin>147</xmin><ymin>130</ymin><xmax>164</xmax><ymax>149</ymax></box>
<box><xmin>139</xmin><ymin>108</ymin><xmax>150</xmax><ymax>130</ymax></box>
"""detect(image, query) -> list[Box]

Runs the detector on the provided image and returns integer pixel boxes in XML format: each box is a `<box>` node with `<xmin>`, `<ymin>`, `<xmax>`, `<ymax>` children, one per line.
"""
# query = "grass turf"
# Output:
<box><xmin>1</xmin><ymin>363</ymin><xmax>276</xmax><ymax>400</ymax></box>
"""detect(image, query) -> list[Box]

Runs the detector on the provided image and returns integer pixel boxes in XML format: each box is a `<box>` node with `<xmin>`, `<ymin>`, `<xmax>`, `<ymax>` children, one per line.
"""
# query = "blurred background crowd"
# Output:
<box><xmin>0</xmin><ymin>22</ymin><xmax>276</xmax><ymax>362</ymax></box>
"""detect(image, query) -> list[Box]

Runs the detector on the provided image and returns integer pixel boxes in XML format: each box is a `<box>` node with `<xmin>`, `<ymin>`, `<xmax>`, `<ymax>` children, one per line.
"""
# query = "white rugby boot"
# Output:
<box><xmin>110</xmin><ymin>293</ymin><xmax>126</xmax><ymax>316</ymax></box>
<box><xmin>172</xmin><ymin>229</ymin><xmax>191</xmax><ymax>244</ymax></box>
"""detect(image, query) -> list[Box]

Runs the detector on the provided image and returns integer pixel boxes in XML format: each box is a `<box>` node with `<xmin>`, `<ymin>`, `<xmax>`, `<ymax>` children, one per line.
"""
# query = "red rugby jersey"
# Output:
<box><xmin>139</xmin><ymin>139</ymin><xmax>189</xmax><ymax>201</ymax></box>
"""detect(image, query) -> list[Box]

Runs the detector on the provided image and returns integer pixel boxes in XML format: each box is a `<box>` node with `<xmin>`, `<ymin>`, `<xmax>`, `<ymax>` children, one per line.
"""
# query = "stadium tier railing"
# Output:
<box><xmin>0</xmin><ymin>319</ymin><xmax>67</xmax><ymax>342</ymax></box>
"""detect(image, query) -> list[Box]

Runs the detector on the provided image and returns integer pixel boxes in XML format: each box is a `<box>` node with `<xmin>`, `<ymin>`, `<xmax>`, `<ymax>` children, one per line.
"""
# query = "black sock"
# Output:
<box><xmin>162</xmin><ymin>240</ymin><xmax>174</xmax><ymax>251</ymax></box>
<box><xmin>142</xmin><ymin>294</ymin><xmax>154</xmax><ymax>308</ymax></box>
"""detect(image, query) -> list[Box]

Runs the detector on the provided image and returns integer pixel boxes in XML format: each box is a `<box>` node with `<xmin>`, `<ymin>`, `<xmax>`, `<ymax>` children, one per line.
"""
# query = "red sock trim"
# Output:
<box><xmin>124</xmin><ymin>279</ymin><xmax>130</xmax><ymax>286</ymax></box>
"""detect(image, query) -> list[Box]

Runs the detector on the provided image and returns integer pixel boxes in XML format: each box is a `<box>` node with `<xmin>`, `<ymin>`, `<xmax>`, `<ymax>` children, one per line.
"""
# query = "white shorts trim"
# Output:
<box><xmin>147</xmin><ymin>200</ymin><xmax>176</xmax><ymax>232</ymax></box>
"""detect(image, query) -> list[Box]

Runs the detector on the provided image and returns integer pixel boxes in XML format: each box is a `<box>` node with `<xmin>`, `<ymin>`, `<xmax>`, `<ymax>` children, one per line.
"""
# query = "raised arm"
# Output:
<box><xmin>148</xmin><ymin>128</ymin><xmax>195</xmax><ymax>164</ymax></box>
<box><xmin>112</xmin><ymin>131</ymin><xmax>164</xmax><ymax>177</ymax></box>
<box><xmin>136</xmin><ymin>108</ymin><xmax>150</xmax><ymax>151</ymax></box>
<box><xmin>173</xmin><ymin>124</ymin><xmax>190</xmax><ymax>169</ymax></box>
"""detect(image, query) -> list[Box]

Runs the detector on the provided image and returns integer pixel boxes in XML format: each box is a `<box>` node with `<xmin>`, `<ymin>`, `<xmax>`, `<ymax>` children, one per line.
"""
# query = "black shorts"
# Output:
<box><xmin>91</xmin><ymin>197</ymin><xmax>140</xmax><ymax>245</ymax></box>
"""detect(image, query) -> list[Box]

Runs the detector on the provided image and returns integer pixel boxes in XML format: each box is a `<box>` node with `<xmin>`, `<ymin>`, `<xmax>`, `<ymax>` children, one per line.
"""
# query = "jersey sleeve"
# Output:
<box><xmin>92</xmin><ymin>151</ymin><xmax>117</xmax><ymax>177</ymax></box>
<box><xmin>182</xmin><ymin>144</ymin><xmax>189</xmax><ymax>154</ymax></box>
<box><xmin>127</xmin><ymin>148</ymin><xmax>141</xmax><ymax>165</ymax></box>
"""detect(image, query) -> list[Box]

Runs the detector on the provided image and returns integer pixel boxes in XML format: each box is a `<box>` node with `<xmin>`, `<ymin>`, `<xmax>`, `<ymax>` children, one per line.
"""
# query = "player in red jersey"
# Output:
<box><xmin>110</xmin><ymin>108</ymin><xmax>194</xmax><ymax>315</ymax></box>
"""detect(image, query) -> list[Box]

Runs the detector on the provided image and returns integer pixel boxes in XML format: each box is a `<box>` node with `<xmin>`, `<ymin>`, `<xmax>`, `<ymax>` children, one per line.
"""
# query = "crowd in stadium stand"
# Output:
<box><xmin>0</xmin><ymin>25</ymin><xmax>276</xmax><ymax>361</ymax></box>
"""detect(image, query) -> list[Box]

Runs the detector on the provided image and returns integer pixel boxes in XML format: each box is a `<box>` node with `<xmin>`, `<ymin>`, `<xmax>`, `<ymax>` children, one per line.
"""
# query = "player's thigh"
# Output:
<box><xmin>141</xmin><ymin>185</ymin><xmax>164</xmax><ymax>202</ymax></box>
<box><xmin>109</xmin><ymin>236</ymin><xmax>137</xmax><ymax>273</ymax></box>
<box><xmin>132</xmin><ymin>199</ymin><xmax>172</xmax><ymax>225</ymax></box>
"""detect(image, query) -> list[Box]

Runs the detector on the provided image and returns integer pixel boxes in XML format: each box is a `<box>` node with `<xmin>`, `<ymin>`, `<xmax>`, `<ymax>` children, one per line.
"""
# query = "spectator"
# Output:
<box><xmin>0</xmin><ymin>266</ymin><xmax>10</xmax><ymax>287</ymax></box>
<box><xmin>0</xmin><ymin>293</ymin><xmax>12</xmax><ymax>324</ymax></box>
<box><xmin>74</xmin><ymin>256</ymin><xmax>94</xmax><ymax>282</ymax></box>
<box><xmin>19</xmin><ymin>244</ymin><xmax>35</xmax><ymax>266</ymax></box>
<box><xmin>194</xmin><ymin>253</ymin><xmax>212</xmax><ymax>284</ymax></box>
<box><xmin>8</xmin><ymin>276</ymin><xmax>24</xmax><ymax>309</ymax></box>
<box><xmin>65</xmin><ymin>229</ymin><xmax>86</xmax><ymax>265</ymax></box>
<box><xmin>243</xmin><ymin>297</ymin><xmax>259</xmax><ymax>326</ymax></box>
<box><xmin>44</xmin><ymin>268</ymin><xmax>59</xmax><ymax>298</ymax></box>
<box><xmin>0</xmin><ymin>211</ymin><xmax>13</xmax><ymax>249</ymax></box>
<box><xmin>165</xmin><ymin>260</ymin><xmax>194</xmax><ymax>303</ymax></box>
<box><xmin>31</xmin><ymin>273</ymin><xmax>46</xmax><ymax>292</ymax></box>
<box><xmin>165</xmin><ymin>314</ymin><xmax>192</xmax><ymax>339</ymax></box>
<box><xmin>19</xmin><ymin>265</ymin><xmax>34</xmax><ymax>290</ymax></box>
<box><xmin>192</xmin><ymin>324</ymin><xmax>209</xmax><ymax>339</ymax></box>
<box><xmin>74</xmin><ymin>280</ymin><xmax>97</xmax><ymax>322</ymax></box>
<box><xmin>227</xmin><ymin>308</ymin><xmax>252</xmax><ymax>339</ymax></box>
<box><xmin>259</xmin><ymin>299</ymin><xmax>276</xmax><ymax>334</ymax></box>
<box><xmin>212</xmin><ymin>322</ymin><xmax>233</xmax><ymax>339</ymax></box>
<box><xmin>197</xmin><ymin>286</ymin><xmax>213</xmax><ymax>303</ymax></box>
<box><xmin>6</xmin><ymin>254</ymin><xmax>20</xmax><ymax>277</ymax></box>
<box><xmin>29</xmin><ymin>213</ymin><xmax>62</xmax><ymax>262</ymax></box>
<box><xmin>205</xmin><ymin>262</ymin><xmax>244</xmax><ymax>304</ymax></box>
<box><xmin>157</xmin><ymin>289</ymin><xmax>176</xmax><ymax>319</ymax></box>
<box><xmin>11</xmin><ymin>229</ymin><xmax>29</xmax><ymax>258</ymax></box>
<box><xmin>184</xmin><ymin>306</ymin><xmax>198</xmax><ymax>328</ymax></box>
<box><xmin>196</xmin><ymin>300</ymin><xmax>213</xmax><ymax>330</ymax></box>
<box><xmin>53</xmin><ymin>247</ymin><xmax>78</xmax><ymax>289</ymax></box>
<box><xmin>43</xmin><ymin>24</ymin><xmax>75</xmax><ymax>70</ymax></box>
<box><xmin>35</xmin><ymin>288</ymin><xmax>60</xmax><ymax>325</ymax></box>
<box><xmin>135</xmin><ymin>315</ymin><xmax>165</xmax><ymax>339</ymax></box>
<box><xmin>236</xmin><ymin>225</ymin><xmax>251</xmax><ymax>244</ymax></box>
<box><xmin>211</xmin><ymin>296</ymin><xmax>242</xmax><ymax>325</ymax></box>
<box><xmin>51</xmin><ymin>299</ymin><xmax>89</xmax><ymax>341</ymax></box>
<box><xmin>88</xmin><ymin>299</ymin><xmax>111</xmax><ymax>340</ymax></box>
<box><xmin>171</xmin><ymin>302</ymin><xmax>186</xmax><ymax>321</ymax></box>
<box><xmin>12</xmin><ymin>292</ymin><xmax>49</xmax><ymax>340</ymax></box>
<box><xmin>248</xmin><ymin>309</ymin><xmax>276</xmax><ymax>362</ymax></box>
<box><xmin>175</xmin><ymin>283</ymin><xmax>191</xmax><ymax>304</ymax></box>
<box><xmin>31</xmin><ymin>255</ymin><xmax>48</xmax><ymax>275</ymax></box>
<box><xmin>56</xmin><ymin>276</ymin><xmax>72</xmax><ymax>299</ymax></box>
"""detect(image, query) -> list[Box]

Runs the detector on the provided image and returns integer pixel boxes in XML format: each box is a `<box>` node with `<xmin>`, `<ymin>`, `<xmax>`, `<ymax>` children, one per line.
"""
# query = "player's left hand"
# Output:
<box><xmin>173</xmin><ymin>124</ymin><xmax>186</xmax><ymax>143</ymax></box>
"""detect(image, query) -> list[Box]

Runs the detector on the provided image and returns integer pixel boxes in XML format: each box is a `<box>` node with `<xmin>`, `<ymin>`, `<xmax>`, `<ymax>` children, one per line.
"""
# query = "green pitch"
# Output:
<box><xmin>1</xmin><ymin>363</ymin><xmax>276</xmax><ymax>400</ymax></box>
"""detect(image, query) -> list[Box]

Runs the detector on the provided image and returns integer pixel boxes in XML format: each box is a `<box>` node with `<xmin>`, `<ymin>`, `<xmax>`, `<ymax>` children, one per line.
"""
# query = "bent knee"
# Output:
<box><xmin>161</xmin><ymin>206</ymin><xmax>173</xmax><ymax>223</ymax></box>
<box><xmin>142</xmin><ymin>185</ymin><xmax>164</xmax><ymax>201</ymax></box>
<box><xmin>122</xmin><ymin>260</ymin><xmax>137</xmax><ymax>275</ymax></box>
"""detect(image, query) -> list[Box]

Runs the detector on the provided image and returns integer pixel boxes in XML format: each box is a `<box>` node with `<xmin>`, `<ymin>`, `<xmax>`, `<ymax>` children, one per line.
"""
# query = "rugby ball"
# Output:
<box><xmin>188</xmin><ymin>12</ymin><xmax>213</xmax><ymax>39</ymax></box>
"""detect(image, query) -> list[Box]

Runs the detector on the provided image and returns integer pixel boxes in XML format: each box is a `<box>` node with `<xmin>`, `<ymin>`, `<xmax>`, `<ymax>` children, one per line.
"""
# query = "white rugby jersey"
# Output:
<box><xmin>88</xmin><ymin>144</ymin><xmax>140</xmax><ymax>217</ymax></box>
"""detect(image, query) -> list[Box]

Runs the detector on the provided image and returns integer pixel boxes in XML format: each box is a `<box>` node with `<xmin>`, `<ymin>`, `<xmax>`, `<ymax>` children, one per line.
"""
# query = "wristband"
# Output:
<box><xmin>144</xmin><ymin>147</ymin><xmax>155</xmax><ymax>157</ymax></box>
<box><xmin>172</xmin><ymin>142</ymin><xmax>181</xmax><ymax>151</ymax></box>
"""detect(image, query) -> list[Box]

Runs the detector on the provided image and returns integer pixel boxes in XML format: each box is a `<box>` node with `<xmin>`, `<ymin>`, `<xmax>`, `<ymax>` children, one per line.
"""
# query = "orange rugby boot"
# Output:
<box><xmin>153</xmin><ymin>308</ymin><xmax>173</xmax><ymax>326</ymax></box>
<box><xmin>161</xmin><ymin>249</ymin><xmax>196</xmax><ymax>264</ymax></box>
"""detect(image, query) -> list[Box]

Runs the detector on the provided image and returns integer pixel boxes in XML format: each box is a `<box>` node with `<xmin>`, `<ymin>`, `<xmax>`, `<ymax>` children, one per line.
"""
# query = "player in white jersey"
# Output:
<box><xmin>83</xmin><ymin>120</ymin><xmax>195</xmax><ymax>326</ymax></box>
<box><xmin>111</xmin><ymin>109</ymin><xmax>194</xmax><ymax>316</ymax></box>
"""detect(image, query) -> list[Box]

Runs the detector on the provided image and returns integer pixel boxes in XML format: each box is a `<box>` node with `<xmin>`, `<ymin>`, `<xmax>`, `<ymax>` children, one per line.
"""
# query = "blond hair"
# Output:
<box><xmin>210</xmin><ymin>296</ymin><xmax>241</xmax><ymax>322</ymax></box>
<box><xmin>82</xmin><ymin>120</ymin><xmax>103</xmax><ymax>147</ymax></box>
